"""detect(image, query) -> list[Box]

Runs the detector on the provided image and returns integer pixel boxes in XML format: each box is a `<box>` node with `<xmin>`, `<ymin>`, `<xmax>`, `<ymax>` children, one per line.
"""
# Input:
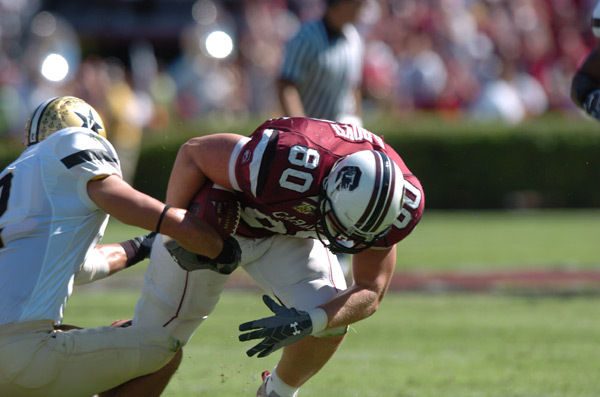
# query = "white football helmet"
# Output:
<box><xmin>25</xmin><ymin>96</ymin><xmax>106</xmax><ymax>146</ymax></box>
<box><xmin>318</xmin><ymin>150</ymin><xmax>406</xmax><ymax>254</ymax></box>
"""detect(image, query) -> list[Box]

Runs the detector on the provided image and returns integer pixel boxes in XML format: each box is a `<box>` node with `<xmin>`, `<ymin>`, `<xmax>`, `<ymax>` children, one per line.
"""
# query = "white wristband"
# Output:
<box><xmin>308</xmin><ymin>308</ymin><xmax>328</xmax><ymax>334</ymax></box>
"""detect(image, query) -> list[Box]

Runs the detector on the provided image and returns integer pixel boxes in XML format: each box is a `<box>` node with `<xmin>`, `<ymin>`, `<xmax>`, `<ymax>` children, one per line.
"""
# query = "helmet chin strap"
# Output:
<box><xmin>317</xmin><ymin>189</ymin><xmax>384</xmax><ymax>255</ymax></box>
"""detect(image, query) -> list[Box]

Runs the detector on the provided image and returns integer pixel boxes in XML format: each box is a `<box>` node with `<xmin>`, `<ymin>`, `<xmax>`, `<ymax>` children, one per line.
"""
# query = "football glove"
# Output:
<box><xmin>584</xmin><ymin>89</ymin><xmax>600</xmax><ymax>121</ymax></box>
<box><xmin>164</xmin><ymin>236</ymin><xmax>241</xmax><ymax>274</ymax></box>
<box><xmin>238</xmin><ymin>295</ymin><xmax>313</xmax><ymax>358</ymax></box>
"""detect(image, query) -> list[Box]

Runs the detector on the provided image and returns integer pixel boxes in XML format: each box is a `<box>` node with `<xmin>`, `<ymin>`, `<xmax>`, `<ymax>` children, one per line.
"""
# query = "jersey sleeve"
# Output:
<box><xmin>233</xmin><ymin>125</ymin><xmax>329</xmax><ymax>203</ymax></box>
<box><xmin>51</xmin><ymin>128</ymin><xmax>122</xmax><ymax>210</ymax></box>
<box><xmin>233</xmin><ymin>127</ymin><xmax>279</xmax><ymax>201</ymax></box>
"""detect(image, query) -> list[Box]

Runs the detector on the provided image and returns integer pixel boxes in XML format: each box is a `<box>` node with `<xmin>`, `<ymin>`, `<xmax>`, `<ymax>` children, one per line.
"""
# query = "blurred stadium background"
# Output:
<box><xmin>0</xmin><ymin>0</ymin><xmax>597</xmax><ymax>139</ymax></box>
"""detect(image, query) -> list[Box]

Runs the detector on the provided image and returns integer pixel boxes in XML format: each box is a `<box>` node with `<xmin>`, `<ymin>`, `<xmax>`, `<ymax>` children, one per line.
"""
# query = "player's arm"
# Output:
<box><xmin>74</xmin><ymin>234</ymin><xmax>156</xmax><ymax>285</ymax></box>
<box><xmin>277</xmin><ymin>78</ymin><xmax>306</xmax><ymax>117</ymax></box>
<box><xmin>87</xmin><ymin>174</ymin><xmax>222</xmax><ymax>259</ymax></box>
<box><xmin>238</xmin><ymin>246</ymin><xmax>396</xmax><ymax>357</ymax></box>
<box><xmin>318</xmin><ymin>246</ymin><xmax>397</xmax><ymax>329</ymax></box>
<box><xmin>160</xmin><ymin>133</ymin><xmax>245</xmax><ymax>273</ymax></box>
<box><xmin>166</xmin><ymin>133</ymin><xmax>243</xmax><ymax>208</ymax></box>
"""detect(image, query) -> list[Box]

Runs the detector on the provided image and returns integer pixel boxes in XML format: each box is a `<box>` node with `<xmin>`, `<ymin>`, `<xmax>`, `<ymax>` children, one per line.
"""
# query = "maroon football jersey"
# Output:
<box><xmin>232</xmin><ymin>117</ymin><xmax>424</xmax><ymax>248</ymax></box>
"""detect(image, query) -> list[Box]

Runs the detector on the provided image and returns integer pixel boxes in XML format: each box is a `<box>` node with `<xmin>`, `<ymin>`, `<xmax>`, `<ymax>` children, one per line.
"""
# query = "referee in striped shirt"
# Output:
<box><xmin>277</xmin><ymin>0</ymin><xmax>365</xmax><ymax>126</ymax></box>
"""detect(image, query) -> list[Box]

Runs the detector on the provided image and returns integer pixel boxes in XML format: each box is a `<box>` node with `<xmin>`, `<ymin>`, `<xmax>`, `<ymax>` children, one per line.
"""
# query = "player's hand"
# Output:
<box><xmin>238</xmin><ymin>295</ymin><xmax>313</xmax><ymax>358</ymax></box>
<box><xmin>164</xmin><ymin>236</ymin><xmax>241</xmax><ymax>274</ymax></box>
<box><xmin>584</xmin><ymin>89</ymin><xmax>600</xmax><ymax>121</ymax></box>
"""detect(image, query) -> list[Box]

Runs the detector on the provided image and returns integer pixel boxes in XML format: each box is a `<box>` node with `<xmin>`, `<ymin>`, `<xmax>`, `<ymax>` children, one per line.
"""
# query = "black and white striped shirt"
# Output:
<box><xmin>593</xmin><ymin>0</ymin><xmax>600</xmax><ymax>37</ymax></box>
<box><xmin>279</xmin><ymin>19</ymin><xmax>364</xmax><ymax>123</ymax></box>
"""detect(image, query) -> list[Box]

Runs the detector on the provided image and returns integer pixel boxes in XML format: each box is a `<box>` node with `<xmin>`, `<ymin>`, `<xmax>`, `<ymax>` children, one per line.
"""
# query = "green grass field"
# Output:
<box><xmin>66</xmin><ymin>290</ymin><xmax>600</xmax><ymax>396</ymax></box>
<box><xmin>65</xmin><ymin>210</ymin><xmax>600</xmax><ymax>396</ymax></box>
<box><xmin>398</xmin><ymin>209</ymin><xmax>600</xmax><ymax>271</ymax></box>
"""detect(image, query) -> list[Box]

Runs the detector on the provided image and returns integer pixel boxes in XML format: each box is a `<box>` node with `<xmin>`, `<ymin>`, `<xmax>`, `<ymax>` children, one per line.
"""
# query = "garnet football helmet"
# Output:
<box><xmin>317</xmin><ymin>150</ymin><xmax>405</xmax><ymax>254</ymax></box>
<box><xmin>25</xmin><ymin>96</ymin><xmax>106</xmax><ymax>146</ymax></box>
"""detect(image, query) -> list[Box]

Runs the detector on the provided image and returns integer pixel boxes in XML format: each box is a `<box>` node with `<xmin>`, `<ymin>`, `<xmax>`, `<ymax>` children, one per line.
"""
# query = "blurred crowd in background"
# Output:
<box><xmin>0</xmin><ymin>0</ymin><xmax>597</xmax><ymax>145</ymax></box>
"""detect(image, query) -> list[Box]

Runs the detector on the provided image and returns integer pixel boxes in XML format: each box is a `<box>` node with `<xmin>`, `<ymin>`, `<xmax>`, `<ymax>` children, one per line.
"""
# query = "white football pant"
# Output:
<box><xmin>133</xmin><ymin>234</ymin><xmax>348</xmax><ymax>344</ymax></box>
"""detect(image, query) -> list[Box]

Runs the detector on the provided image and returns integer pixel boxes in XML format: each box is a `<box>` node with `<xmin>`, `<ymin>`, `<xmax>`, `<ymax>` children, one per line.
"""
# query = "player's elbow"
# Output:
<box><xmin>356</xmin><ymin>285</ymin><xmax>387</xmax><ymax>318</ymax></box>
<box><xmin>371</xmin><ymin>288</ymin><xmax>388</xmax><ymax>314</ymax></box>
<box><xmin>178</xmin><ymin>137</ymin><xmax>204</xmax><ymax>159</ymax></box>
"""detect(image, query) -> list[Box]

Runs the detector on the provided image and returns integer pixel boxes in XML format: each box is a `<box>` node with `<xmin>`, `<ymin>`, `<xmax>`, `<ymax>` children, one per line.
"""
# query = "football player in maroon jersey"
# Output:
<box><xmin>133</xmin><ymin>117</ymin><xmax>424</xmax><ymax>397</ymax></box>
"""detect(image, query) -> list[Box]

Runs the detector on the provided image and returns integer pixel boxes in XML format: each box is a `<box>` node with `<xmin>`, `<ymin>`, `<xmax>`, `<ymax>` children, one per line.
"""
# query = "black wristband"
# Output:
<box><xmin>155</xmin><ymin>204</ymin><xmax>172</xmax><ymax>234</ymax></box>
<box><xmin>120</xmin><ymin>239</ymin><xmax>138</xmax><ymax>267</ymax></box>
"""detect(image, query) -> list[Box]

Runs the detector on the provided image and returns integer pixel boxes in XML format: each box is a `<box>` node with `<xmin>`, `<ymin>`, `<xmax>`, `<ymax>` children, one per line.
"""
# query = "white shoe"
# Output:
<box><xmin>256</xmin><ymin>371</ymin><xmax>283</xmax><ymax>397</ymax></box>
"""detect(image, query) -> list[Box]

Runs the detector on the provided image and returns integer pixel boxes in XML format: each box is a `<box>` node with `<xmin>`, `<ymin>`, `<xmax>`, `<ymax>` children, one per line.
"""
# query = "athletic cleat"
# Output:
<box><xmin>256</xmin><ymin>370</ymin><xmax>283</xmax><ymax>397</ymax></box>
<box><xmin>256</xmin><ymin>371</ymin><xmax>270</xmax><ymax>397</ymax></box>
